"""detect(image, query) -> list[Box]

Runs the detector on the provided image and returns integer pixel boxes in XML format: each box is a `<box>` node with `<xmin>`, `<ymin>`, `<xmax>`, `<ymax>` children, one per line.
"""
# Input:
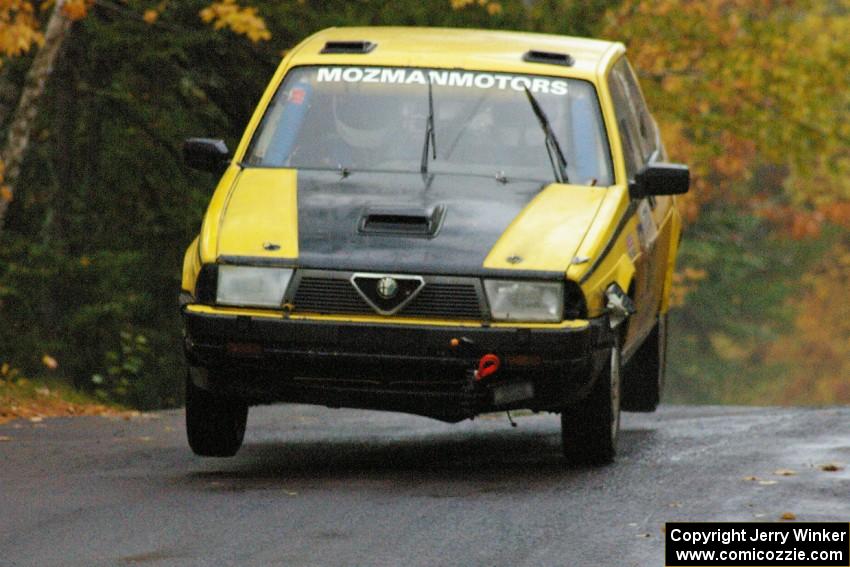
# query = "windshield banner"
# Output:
<box><xmin>316</xmin><ymin>67</ymin><xmax>569</xmax><ymax>96</ymax></box>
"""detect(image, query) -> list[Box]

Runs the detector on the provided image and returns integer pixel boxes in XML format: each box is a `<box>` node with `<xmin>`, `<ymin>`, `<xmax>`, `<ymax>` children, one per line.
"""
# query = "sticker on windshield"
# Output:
<box><xmin>288</xmin><ymin>87</ymin><xmax>306</xmax><ymax>104</ymax></box>
<box><xmin>316</xmin><ymin>67</ymin><xmax>569</xmax><ymax>96</ymax></box>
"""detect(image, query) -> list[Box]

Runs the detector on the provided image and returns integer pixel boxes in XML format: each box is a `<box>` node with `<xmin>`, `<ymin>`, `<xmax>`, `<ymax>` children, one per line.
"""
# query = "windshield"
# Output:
<box><xmin>245</xmin><ymin>66</ymin><xmax>613</xmax><ymax>186</ymax></box>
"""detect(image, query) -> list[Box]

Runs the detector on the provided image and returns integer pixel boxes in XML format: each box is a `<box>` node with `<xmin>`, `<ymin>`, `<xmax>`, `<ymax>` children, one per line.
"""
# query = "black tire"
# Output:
<box><xmin>185</xmin><ymin>370</ymin><xmax>248</xmax><ymax>457</ymax></box>
<box><xmin>561</xmin><ymin>342</ymin><xmax>621</xmax><ymax>465</ymax></box>
<box><xmin>621</xmin><ymin>315</ymin><xmax>667</xmax><ymax>412</ymax></box>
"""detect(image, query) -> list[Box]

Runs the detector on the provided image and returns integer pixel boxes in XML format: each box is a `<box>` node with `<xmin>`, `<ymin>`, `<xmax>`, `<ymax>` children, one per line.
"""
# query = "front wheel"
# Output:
<box><xmin>185</xmin><ymin>370</ymin><xmax>248</xmax><ymax>457</ymax></box>
<box><xmin>561</xmin><ymin>343</ymin><xmax>621</xmax><ymax>465</ymax></box>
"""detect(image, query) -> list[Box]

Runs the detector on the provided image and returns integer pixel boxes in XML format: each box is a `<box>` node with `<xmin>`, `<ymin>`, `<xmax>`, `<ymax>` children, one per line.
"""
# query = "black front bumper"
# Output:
<box><xmin>182</xmin><ymin>309</ymin><xmax>614</xmax><ymax>422</ymax></box>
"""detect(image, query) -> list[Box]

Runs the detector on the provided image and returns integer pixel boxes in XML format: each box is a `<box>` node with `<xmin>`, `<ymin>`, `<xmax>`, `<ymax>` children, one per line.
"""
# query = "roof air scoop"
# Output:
<box><xmin>321</xmin><ymin>41</ymin><xmax>376</xmax><ymax>54</ymax></box>
<box><xmin>522</xmin><ymin>50</ymin><xmax>575</xmax><ymax>67</ymax></box>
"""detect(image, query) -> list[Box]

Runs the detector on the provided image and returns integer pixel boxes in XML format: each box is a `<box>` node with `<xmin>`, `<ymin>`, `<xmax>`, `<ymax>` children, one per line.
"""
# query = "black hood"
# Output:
<box><xmin>295</xmin><ymin>170</ymin><xmax>545</xmax><ymax>275</ymax></box>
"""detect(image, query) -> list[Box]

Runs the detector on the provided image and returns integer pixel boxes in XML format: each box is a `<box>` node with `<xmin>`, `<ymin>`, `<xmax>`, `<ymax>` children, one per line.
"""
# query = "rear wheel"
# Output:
<box><xmin>185</xmin><ymin>370</ymin><xmax>248</xmax><ymax>457</ymax></box>
<box><xmin>561</xmin><ymin>342</ymin><xmax>621</xmax><ymax>465</ymax></box>
<box><xmin>621</xmin><ymin>315</ymin><xmax>667</xmax><ymax>412</ymax></box>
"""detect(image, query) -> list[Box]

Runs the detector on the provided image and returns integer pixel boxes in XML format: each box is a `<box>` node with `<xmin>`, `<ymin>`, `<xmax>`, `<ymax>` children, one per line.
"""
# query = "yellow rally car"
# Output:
<box><xmin>179</xmin><ymin>27</ymin><xmax>689</xmax><ymax>463</ymax></box>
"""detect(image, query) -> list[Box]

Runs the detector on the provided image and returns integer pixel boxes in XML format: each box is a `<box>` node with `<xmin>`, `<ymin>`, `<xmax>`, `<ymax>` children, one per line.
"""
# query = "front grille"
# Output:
<box><xmin>292</xmin><ymin>272</ymin><xmax>484</xmax><ymax>320</ymax></box>
<box><xmin>402</xmin><ymin>283</ymin><xmax>482</xmax><ymax>319</ymax></box>
<box><xmin>291</xmin><ymin>277</ymin><xmax>364</xmax><ymax>314</ymax></box>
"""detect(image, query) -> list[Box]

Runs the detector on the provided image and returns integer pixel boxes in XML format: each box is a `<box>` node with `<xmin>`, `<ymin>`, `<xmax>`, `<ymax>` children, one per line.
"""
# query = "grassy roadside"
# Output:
<box><xmin>0</xmin><ymin>377</ymin><xmax>129</xmax><ymax>425</ymax></box>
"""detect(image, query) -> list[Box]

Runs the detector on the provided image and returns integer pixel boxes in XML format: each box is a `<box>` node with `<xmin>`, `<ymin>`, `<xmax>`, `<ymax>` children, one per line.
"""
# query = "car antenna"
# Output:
<box><xmin>420</xmin><ymin>73</ymin><xmax>437</xmax><ymax>176</ymax></box>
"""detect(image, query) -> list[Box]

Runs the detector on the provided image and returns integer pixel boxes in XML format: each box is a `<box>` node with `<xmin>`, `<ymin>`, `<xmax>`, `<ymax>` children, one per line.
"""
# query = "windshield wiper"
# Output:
<box><xmin>523</xmin><ymin>86</ymin><xmax>568</xmax><ymax>184</ymax></box>
<box><xmin>420</xmin><ymin>76</ymin><xmax>437</xmax><ymax>175</ymax></box>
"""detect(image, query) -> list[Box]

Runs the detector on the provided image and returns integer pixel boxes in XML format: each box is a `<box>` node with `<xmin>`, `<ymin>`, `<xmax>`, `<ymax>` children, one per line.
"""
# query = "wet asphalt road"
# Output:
<box><xmin>1</xmin><ymin>405</ymin><xmax>849</xmax><ymax>567</ymax></box>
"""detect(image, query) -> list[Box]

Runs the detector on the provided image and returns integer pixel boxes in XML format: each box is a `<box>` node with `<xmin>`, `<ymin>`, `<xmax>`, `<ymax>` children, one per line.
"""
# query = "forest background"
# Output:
<box><xmin>0</xmin><ymin>0</ymin><xmax>848</xmax><ymax>410</ymax></box>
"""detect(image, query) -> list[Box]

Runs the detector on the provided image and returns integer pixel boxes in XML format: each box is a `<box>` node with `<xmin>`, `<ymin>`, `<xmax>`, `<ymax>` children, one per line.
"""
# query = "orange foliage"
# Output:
<box><xmin>142</xmin><ymin>9</ymin><xmax>159</xmax><ymax>24</ymax></box>
<box><xmin>602</xmin><ymin>0</ymin><xmax>850</xmax><ymax>233</ymax></box>
<box><xmin>669</xmin><ymin>267</ymin><xmax>707</xmax><ymax>308</ymax></box>
<box><xmin>768</xmin><ymin>239</ymin><xmax>850</xmax><ymax>404</ymax></box>
<box><xmin>450</xmin><ymin>0</ymin><xmax>503</xmax><ymax>15</ymax></box>
<box><xmin>61</xmin><ymin>0</ymin><xmax>92</xmax><ymax>21</ymax></box>
<box><xmin>820</xmin><ymin>202</ymin><xmax>850</xmax><ymax>230</ymax></box>
<box><xmin>756</xmin><ymin>205</ymin><xmax>824</xmax><ymax>240</ymax></box>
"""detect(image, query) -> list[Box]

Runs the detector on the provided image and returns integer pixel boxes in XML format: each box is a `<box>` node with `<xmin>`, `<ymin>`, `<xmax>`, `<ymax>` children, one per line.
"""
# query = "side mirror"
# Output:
<box><xmin>630</xmin><ymin>162</ymin><xmax>689</xmax><ymax>199</ymax></box>
<box><xmin>183</xmin><ymin>138</ymin><xmax>230</xmax><ymax>174</ymax></box>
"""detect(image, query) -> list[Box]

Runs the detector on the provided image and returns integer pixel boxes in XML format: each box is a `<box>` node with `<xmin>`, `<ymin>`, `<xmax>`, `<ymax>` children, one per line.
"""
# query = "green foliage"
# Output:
<box><xmin>0</xmin><ymin>0</ymin><xmax>618</xmax><ymax>409</ymax></box>
<box><xmin>666</xmin><ymin>207</ymin><xmax>838</xmax><ymax>404</ymax></box>
<box><xmin>0</xmin><ymin>0</ymin><xmax>842</xmax><ymax>410</ymax></box>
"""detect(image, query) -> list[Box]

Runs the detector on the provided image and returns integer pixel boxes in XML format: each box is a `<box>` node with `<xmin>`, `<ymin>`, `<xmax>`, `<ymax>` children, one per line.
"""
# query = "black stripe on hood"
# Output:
<box><xmin>295</xmin><ymin>170</ymin><xmax>545</xmax><ymax>276</ymax></box>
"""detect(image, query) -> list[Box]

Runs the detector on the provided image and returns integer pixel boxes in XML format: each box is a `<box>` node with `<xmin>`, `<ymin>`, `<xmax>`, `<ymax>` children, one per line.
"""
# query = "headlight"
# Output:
<box><xmin>483</xmin><ymin>280</ymin><xmax>564</xmax><ymax>322</ymax></box>
<box><xmin>216</xmin><ymin>266</ymin><xmax>293</xmax><ymax>308</ymax></box>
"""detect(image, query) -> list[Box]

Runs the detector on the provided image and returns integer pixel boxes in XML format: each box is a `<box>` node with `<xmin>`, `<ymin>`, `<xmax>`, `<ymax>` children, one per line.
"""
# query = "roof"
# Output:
<box><xmin>287</xmin><ymin>27</ymin><xmax>624</xmax><ymax>81</ymax></box>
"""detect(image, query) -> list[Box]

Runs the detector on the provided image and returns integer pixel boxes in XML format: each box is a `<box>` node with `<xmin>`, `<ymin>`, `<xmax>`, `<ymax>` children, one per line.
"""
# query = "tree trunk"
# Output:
<box><xmin>0</xmin><ymin>0</ymin><xmax>72</xmax><ymax>234</ymax></box>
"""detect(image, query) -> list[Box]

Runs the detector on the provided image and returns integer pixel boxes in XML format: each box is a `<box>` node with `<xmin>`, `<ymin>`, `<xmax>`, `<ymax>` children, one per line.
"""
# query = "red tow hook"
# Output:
<box><xmin>474</xmin><ymin>353</ymin><xmax>501</xmax><ymax>381</ymax></box>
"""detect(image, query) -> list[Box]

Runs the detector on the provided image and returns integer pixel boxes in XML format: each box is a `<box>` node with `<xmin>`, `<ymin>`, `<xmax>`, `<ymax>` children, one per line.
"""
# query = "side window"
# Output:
<box><xmin>607</xmin><ymin>61</ymin><xmax>642</xmax><ymax>179</ymax></box>
<box><xmin>619</xmin><ymin>59</ymin><xmax>659</xmax><ymax>162</ymax></box>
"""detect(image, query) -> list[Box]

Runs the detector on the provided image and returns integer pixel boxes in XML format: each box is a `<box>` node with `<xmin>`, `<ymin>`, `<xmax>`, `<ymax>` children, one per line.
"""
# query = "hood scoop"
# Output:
<box><xmin>358</xmin><ymin>205</ymin><xmax>446</xmax><ymax>238</ymax></box>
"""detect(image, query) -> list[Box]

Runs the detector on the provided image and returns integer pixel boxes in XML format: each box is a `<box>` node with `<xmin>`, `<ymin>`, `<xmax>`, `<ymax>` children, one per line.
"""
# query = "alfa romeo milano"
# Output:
<box><xmin>180</xmin><ymin>27</ymin><xmax>689</xmax><ymax>463</ymax></box>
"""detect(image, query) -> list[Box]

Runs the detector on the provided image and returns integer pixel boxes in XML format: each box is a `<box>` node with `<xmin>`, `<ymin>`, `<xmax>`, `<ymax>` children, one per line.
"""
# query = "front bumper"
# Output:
<box><xmin>182</xmin><ymin>307</ymin><xmax>614</xmax><ymax>422</ymax></box>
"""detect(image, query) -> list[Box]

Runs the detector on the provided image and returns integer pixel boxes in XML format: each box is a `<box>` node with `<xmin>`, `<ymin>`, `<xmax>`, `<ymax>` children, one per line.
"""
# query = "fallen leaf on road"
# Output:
<box><xmin>819</xmin><ymin>463</ymin><xmax>844</xmax><ymax>472</ymax></box>
<box><xmin>743</xmin><ymin>476</ymin><xmax>760</xmax><ymax>481</ymax></box>
<box><xmin>283</xmin><ymin>490</ymin><xmax>298</xmax><ymax>496</ymax></box>
<box><xmin>0</xmin><ymin>435</ymin><xmax>11</xmax><ymax>441</ymax></box>
<box><xmin>773</xmin><ymin>469</ymin><xmax>796</xmax><ymax>476</ymax></box>
<box><xmin>637</xmin><ymin>533</ymin><xmax>651</xmax><ymax>538</ymax></box>
<box><xmin>137</xmin><ymin>436</ymin><xmax>153</xmax><ymax>442</ymax></box>
<box><xmin>758</xmin><ymin>480</ymin><xmax>778</xmax><ymax>486</ymax></box>
<box><xmin>28</xmin><ymin>416</ymin><xmax>43</xmax><ymax>423</ymax></box>
<box><xmin>780</xmin><ymin>512</ymin><xmax>796</xmax><ymax>521</ymax></box>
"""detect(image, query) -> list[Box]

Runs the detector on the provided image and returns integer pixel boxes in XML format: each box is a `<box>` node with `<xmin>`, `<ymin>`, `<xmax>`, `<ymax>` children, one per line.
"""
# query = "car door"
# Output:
<box><xmin>608</xmin><ymin>57</ymin><xmax>673</xmax><ymax>351</ymax></box>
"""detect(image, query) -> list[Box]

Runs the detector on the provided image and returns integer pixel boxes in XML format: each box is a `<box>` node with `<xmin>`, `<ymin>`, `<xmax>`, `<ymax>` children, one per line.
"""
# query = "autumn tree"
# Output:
<box><xmin>603</xmin><ymin>0</ymin><xmax>850</xmax><ymax>228</ymax></box>
<box><xmin>0</xmin><ymin>0</ymin><xmax>271</xmax><ymax>234</ymax></box>
<box><xmin>604</xmin><ymin>0</ymin><xmax>850</xmax><ymax>404</ymax></box>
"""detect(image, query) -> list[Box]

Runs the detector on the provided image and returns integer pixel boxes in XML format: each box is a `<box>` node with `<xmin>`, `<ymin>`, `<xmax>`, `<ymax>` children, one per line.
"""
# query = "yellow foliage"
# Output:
<box><xmin>199</xmin><ymin>0</ymin><xmax>271</xmax><ymax>43</ymax></box>
<box><xmin>450</xmin><ymin>0</ymin><xmax>502</xmax><ymax>14</ymax></box>
<box><xmin>708</xmin><ymin>332</ymin><xmax>752</xmax><ymax>362</ymax></box>
<box><xmin>669</xmin><ymin>267</ymin><xmax>708</xmax><ymax>307</ymax></box>
<box><xmin>602</xmin><ymin>1</ymin><xmax>850</xmax><ymax>223</ymax></box>
<box><xmin>0</xmin><ymin>0</ymin><xmax>43</xmax><ymax>61</ymax></box>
